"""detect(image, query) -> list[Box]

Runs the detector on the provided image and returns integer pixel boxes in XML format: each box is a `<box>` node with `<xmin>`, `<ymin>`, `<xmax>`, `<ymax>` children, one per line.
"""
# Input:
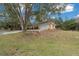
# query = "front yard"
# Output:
<box><xmin>0</xmin><ymin>30</ymin><xmax>79</xmax><ymax>55</ymax></box>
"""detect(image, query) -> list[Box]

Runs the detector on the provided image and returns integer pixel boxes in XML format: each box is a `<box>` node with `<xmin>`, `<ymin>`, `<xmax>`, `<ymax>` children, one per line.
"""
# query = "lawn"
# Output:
<box><xmin>0</xmin><ymin>30</ymin><xmax>79</xmax><ymax>56</ymax></box>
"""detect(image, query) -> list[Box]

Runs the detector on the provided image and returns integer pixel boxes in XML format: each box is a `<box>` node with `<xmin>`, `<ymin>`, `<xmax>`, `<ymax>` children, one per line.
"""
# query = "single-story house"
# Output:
<box><xmin>27</xmin><ymin>20</ymin><xmax>56</xmax><ymax>32</ymax></box>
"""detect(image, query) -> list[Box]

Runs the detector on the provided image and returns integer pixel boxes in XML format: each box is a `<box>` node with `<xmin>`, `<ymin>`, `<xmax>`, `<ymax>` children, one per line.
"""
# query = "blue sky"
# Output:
<box><xmin>0</xmin><ymin>4</ymin><xmax>4</xmax><ymax>12</ymax></box>
<box><xmin>60</xmin><ymin>3</ymin><xmax>79</xmax><ymax>20</ymax></box>
<box><xmin>0</xmin><ymin>3</ymin><xmax>79</xmax><ymax>20</ymax></box>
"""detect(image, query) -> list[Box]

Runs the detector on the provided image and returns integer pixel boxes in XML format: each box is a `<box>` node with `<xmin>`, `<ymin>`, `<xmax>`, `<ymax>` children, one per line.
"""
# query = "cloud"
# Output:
<box><xmin>61</xmin><ymin>4</ymin><xmax>74</xmax><ymax>13</ymax></box>
<box><xmin>75</xmin><ymin>14</ymin><xmax>79</xmax><ymax>18</ymax></box>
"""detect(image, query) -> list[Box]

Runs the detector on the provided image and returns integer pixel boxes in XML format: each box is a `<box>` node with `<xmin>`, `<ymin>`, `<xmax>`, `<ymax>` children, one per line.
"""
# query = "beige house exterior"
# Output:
<box><xmin>39</xmin><ymin>21</ymin><xmax>56</xmax><ymax>31</ymax></box>
<box><xmin>27</xmin><ymin>20</ymin><xmax>56</xmax><ymax>31</ymax></box>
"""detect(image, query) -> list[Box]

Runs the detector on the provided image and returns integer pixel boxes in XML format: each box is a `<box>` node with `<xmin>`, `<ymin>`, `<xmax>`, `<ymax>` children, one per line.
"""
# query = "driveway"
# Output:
<box><xmin>0</xmin><ymin>30</ymin><xmax>22</xmax><ymax>35</ymax></box>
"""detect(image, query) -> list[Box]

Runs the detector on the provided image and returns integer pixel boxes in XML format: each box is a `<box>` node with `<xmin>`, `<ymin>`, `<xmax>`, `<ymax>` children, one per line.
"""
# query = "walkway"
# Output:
<box><xmin>0</xmin><ymin>30</ymin><xmax>22</xmax><ymax>35</ymax></box>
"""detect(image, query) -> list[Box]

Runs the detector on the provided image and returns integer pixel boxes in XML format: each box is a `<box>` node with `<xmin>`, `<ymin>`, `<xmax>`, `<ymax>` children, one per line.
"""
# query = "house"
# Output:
<box><xmin>27</xmin><ymin>20</ymin><xmax>56</xmax><ymax>32</ymax></box>
<box><xmin>39</xmin><ymin>21</ymin><xmax>56</xmax><ymax>31</ymax></box>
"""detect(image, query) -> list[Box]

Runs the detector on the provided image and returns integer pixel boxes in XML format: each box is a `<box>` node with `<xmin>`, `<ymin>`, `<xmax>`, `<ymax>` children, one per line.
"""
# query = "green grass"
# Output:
<box><xmin>0</xmin><ymin>30</ymin><xmax>79</xmax><ymax>55</ymax></box>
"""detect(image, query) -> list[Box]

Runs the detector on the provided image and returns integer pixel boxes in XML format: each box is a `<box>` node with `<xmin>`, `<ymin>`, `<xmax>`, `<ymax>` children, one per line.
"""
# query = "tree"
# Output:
<box><xmin>74</xmin><ymin>18</ymin><xmax>79</xmax><ymax>30</ymax></box>
<box><xmin>4</xmin><ymin>3</ymin><xmax>32</xmax><ymax>31</ymax></box>
<box><xmin>4</xmin><ymin>4</ymin><xmax>21</xmax><ymax>30</ymax></box>
<box><xmin>63</xmin><ymin>19</ymin><xmax>76</xmax><ymax>30</ymax></box>
<box><xmin>34</xmin><ymin>3</ymin><xmax>66</xmax><ymax>23</ymax></box>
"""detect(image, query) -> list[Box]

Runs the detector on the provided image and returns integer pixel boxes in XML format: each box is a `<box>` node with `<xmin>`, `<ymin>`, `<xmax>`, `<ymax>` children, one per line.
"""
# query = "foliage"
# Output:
<box><xmin>63</xmin><ymin>19</ymin><xmax>76</xmax><ymax>30</ymax></box>
<box><xmin>3</xmin><ymin>3</ymin><xmax>32</xmax><ymax>31</ymax></box>
<box><xmin>3</xmin><ymin>4</ymin><xmax>20</xmax><ymax>30</ymax></box>
<box><xmin>33</xmin><ymin>3</ymin><xmax>66</xmax><ymax>23</ymax></box>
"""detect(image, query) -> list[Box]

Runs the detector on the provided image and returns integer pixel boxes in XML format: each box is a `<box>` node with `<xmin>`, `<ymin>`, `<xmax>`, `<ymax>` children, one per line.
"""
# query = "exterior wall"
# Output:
<box><xmin>39</xmin><ymin>23</ymin><xmax>55</xmax><ymax>31</ymax></box>
<box><xmin>49</xmin><ymin>23</ymin><xmax>55</xmax><ymax>30</ymax></box>
<box><xmin>39</xmin><ymin>23</ymin><xmax>49</xmax><ymax>31</ymax></box>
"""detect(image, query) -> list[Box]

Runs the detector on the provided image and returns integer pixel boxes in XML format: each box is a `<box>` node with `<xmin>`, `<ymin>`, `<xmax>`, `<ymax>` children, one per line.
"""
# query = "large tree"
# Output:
<box><xmin>4</xmin><ymin>3</ymin><xmax>32</xmax><ymax>31</ymax></box>
<box><xmin>34</xmin><ymin>3</ymin><xmax>66</xmax><ymax>23</ymax></box>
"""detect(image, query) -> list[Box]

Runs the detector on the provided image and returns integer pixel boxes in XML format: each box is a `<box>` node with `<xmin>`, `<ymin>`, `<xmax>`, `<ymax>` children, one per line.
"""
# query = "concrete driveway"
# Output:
<box><xmin>0</xmin><ymin>30</ymin><xmax>22</xmax><ymax>35</ymax></box>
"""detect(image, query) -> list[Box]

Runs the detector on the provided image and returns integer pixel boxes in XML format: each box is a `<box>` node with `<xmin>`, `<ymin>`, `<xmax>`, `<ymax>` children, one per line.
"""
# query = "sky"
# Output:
<box><xmin>60</xmin><ymin>3</ymin><xmax>79</xmax><ymax>20</ymax></box>
<box><xmin>0</xmin><ymin>4</ymin><xmax>4</xmax><ymax>13</ymax></box>
<box><xmin>0</xmin><ymin>3</ymin><xmax>79</xmax><ymax>20</ymax></box>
